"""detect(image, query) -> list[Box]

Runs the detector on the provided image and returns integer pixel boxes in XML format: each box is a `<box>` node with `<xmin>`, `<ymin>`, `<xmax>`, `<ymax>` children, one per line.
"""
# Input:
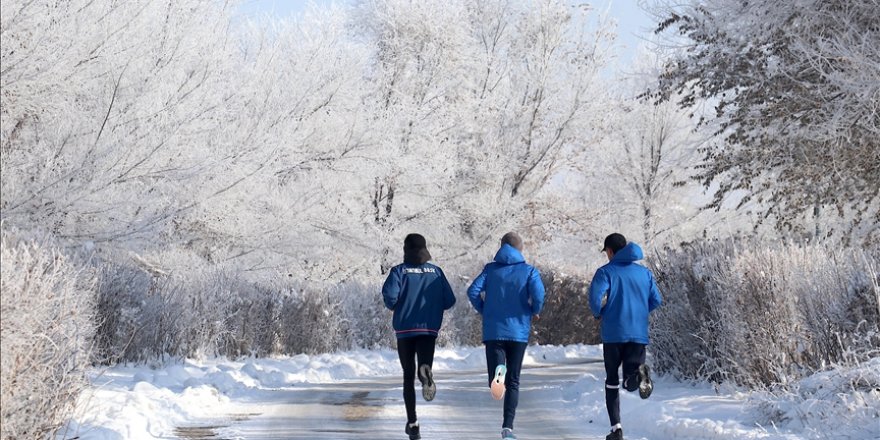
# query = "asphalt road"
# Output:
<box><xmin>175</xmin><ymin>360</ymin><xmax>607</xmax><ymax>440</ymax></box>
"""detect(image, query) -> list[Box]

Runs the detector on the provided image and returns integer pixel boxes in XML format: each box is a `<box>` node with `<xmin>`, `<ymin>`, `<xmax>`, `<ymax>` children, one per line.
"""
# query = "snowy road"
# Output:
<box><xmin>70</xmin><ymin>345</ymin><xmax>822</xmax><ymax>439</ymax></box>
<box><xmin>177</xmin><ymin>360</ymin><xmax>614</xmax><ymax>440</ymax></box>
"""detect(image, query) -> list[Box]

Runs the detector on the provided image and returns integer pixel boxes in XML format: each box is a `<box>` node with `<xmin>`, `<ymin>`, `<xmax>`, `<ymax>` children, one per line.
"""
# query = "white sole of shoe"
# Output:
<box><xmin>491</xmin><ymin>364</ymin><xmax>507</xmax><ymax>400</ymax></box>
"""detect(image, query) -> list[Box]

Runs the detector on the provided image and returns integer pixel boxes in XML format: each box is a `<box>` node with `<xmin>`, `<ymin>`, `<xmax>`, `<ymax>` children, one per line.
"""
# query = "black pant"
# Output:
<box><xmin>603</xmin><ymin>342</ymin><xmax>646</xmax><ymax>426</ymax></box>
<box><xmin>485</xmin><ymin>340</ymin><xmax>528</xmax><ymax>430</ymax></box>
<box><xmin>397</xmin><ymin>335</ymin><xmax>437</xmax><ymax>424</ymax></box>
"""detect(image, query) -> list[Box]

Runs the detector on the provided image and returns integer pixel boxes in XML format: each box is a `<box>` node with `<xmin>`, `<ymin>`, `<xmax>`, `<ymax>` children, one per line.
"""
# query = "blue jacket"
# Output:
<box><xmin>588</xmin><ymin>242</ymin><xmax>662</xmax><ymax>344</ymax></box>
<box><xmin>382</xmin><ymin>263</ymin><xmax>456</xmax><ymax>339</ymax></box>
<box><xmin>467</xmin><ymin>244</ymin><xmax>545</xmax><ymax>343</ymax></box>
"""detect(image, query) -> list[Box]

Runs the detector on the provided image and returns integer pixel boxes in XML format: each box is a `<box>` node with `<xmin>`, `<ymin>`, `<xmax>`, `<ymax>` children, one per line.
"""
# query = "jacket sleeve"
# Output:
<box><xmin>382</xmin><ymin>267</ymin><xmax>401</xmax><ymax>310</ymax></box>
<box><xmin>528</xmin><ymin>267</ymin><xmax>545</xmax><ymax>315</ymax></box>
<box><xmin>588</xmin><ymin>268</ymin><xmax>610</xmax><ymax>318</ymax></box>
<box><xmin>439</xmin><ymin>268</ymin><xmax>457</xmax><ymax>310</ymax></box>
<box><xmin>466</xmin><ymin>268</ymin><xmax>487</xmax><ymax>314</ymax></box>
<box><xmin>648</xmin><ymin>271</ymin><xmax>662</xmax><ymax>312</ymax></box>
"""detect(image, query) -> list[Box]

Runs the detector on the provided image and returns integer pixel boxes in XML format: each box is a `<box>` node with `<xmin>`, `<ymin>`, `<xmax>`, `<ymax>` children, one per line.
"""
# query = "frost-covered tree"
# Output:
<box><xmin>176</xmin><ymin>8</ymin><xmax>374</xmax><ymax>279</ymax></box>
<box><xmin>348</xmin><ymin>0</ymin><xmax>615</xmax><ymax>271</ymax></box>
<box><xmin>0</xmin><ymin>1</ymin><xmax>371</xmax><ymax>280</ymax></box>
<box><xmin>1</xmin><ymin>0</ymin><xmax>250</xmax><ymax>246</ymax></box>
<box><xmin>349</xmin><ymin>0</ymin><xmax>478</xmax><ymax>272</ymax></box>
<box><xmin>1</xmin><ymin>0</ymin><xmax>618</xmax><ymax>281</ymax></box>
<box><xmin>653</xmin><ymin>0</ymin><xmax>880</xmax><ymax>244</ymax></box>
<box><xmin>597</xmin><ymin>50</ymin><xmax>707</xmax><ymax>243</ymax></box>
<box><xmin>457</xmin><ymin>0</ymin><xmax>615</xmax><ymax>252</ymax></box>
<box><xmin>609</xmin><ymin>97</ymin><xmax>701</xmax><ymax>241</ymax></box>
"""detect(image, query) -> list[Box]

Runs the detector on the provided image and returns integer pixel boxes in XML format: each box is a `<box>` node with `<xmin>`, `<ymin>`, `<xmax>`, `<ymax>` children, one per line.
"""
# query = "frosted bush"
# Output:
<box><xmin>278</xmin><ymin>284</ymin><xmax>346</xmax><ymax>355</ymax></box>
<box><xmin>336</xmin><ymin>281</ymin><xmax>397</xmax><ymax>350</ymax></box>
<box><xmin>531</xmin><ymin>268</ymin><xmax>600</xmax><ymax>346</ymax></box>
<box><xmin>0</xmin><ymin>228</ymin><xmax>96</xmax><ymax>439</ymax></box>
<box><xmin>95</xmin><ymin>262</ymin><xmax>289</xmax><ymax>362</ymax></box>
<box><xmin>93</xmin><ymin>262</ymin><xmax>153</xmax><ymax>363</ymax></box>
<box><xmin>435</xmin><ymin>279</ymin><xmax>483</xmax><ymax>348</ymax></box>
<box><xmin>91</xmin><ymin>261</ymin><xmax>610</xmax><ymax>361</ymax></box>
<box><xmin>647</xmin><ymin>240</ymin><xmax>880</xmax><ymax>387</ymax></box>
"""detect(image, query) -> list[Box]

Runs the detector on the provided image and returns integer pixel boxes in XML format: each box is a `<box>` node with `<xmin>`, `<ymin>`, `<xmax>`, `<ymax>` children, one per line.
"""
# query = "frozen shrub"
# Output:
<box><xmin>94</xmin><ymin>262</ymin><xmax>288</xmax><ymax>361</ymax></box>
<box><xmin>93</xmin><ymin>262</ymin><xmax>153</xmax><ymax>363</ymax></box>
<box><xmin>92</xmin><ymin>262</ymin><xmax>356</xmax><ymax>360</ymax></box>
<box><xmin>175</xmin><ymin>271</ymin><xmax>286</xmax><ymax>358</ymax></box>
<box><xmin>532</xmin><ymin>268</ymin><xmax>600</xmax><ymax>346</ymax></box>
<box><xmin>647</xmin><ymin>240</ymin><xmax>880</xmax><ymax>387</ymax></box>
<box><xmin>434</xmin><ymin>277</ymin><xmax>481</xmax><ymax>347</ymax></box>
<box><xmin>0</xmin><ymin>228</ymin><xmax>96</xmax><ymax>440</ymax></box>
<box><xmin>278</xmin><ymin>284</ymin><xmax>346</xmax><ymax>355</ymax></box>
<box><xmin>221</xmin><ymin>281</ymin><xmax>285</xmax><ymax>358</ymax></box>
<box><xmin>89</xmin><ymin>258</ymin><xmax>604</xmax><ymax>363</ymax></box>
<box><xmin>335</xmin><ymin>281</ymin><xmax>396</xmax><ymax>350</ymax></box>
<box><xmin>94</xmin><ymin>268</ymin><xmax>183</xmax><ymax>363</ymax></box>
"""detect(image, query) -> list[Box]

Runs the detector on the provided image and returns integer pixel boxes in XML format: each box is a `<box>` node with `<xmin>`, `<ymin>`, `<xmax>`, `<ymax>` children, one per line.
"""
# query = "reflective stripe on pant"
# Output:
<box><xmin>603</xmin><ymin>342</ymin><xmax>646</xmax><ymax>426</ymax></box>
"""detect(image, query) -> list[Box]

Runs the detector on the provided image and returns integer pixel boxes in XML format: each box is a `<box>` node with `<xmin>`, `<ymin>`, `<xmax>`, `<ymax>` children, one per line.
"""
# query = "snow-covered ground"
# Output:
<box><xmin>59</xmin><ymin>345</ymin><xmax>878</xmax><ymax>440</ymax></box>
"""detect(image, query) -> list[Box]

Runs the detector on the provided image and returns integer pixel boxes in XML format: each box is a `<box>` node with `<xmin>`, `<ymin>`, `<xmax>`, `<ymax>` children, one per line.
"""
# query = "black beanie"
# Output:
<box><xmin>403</xmin><ymin>233</ymin><xmax>432</xmax><ymax>265</ymax></box>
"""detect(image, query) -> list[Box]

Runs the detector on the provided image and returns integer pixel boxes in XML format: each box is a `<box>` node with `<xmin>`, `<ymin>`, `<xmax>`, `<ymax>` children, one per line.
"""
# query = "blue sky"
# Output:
<box><xmin>236</xmin><ymin>0</ymin><xmax>657</xmax><ymax>67</ymax></box>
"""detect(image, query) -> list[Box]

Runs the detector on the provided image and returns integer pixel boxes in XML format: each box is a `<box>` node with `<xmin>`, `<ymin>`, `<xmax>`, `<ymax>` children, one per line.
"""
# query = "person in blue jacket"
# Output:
<box><xmin>467</xmin><ymin>232</ymin><xmax>545</xmax><ymax>440</ymax></box>
<box><xmin>382</xmin><ymin>233</ymin><xmax>456</xmax><ymax>440</ymax></box>
<box><xmin>589</xmin><ymin>233</ymin><xmax>662</xmax><ymax>440</ymax></box>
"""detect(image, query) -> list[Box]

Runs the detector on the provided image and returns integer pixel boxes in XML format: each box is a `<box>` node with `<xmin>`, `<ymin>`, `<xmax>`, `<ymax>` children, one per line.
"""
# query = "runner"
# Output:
<box><xmin>467</xmin><ymin>232</ymin><xmax>545</xmax><ymax>440</ymax></box>
<box><xmin>588</xmin><ymin>233</ymin><xmax>663</xmax><ymax>440</ymax></box>
<box><xmin>382</xmin><ymin>233</ymin><xmax>457</xmax><ymax>440</ymax></box>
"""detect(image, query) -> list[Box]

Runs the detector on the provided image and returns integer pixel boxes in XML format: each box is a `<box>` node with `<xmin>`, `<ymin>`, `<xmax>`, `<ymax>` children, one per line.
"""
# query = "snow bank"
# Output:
<box><xmin>750</xmin><ymin>357</ymin><xmax>880</xmax><ymax>440</ymax></box>
<box><xmin>563</xmin><ymin>373</ymin><xmax>802</xmax><ymax>439</ymax></box>
<box><xmin>563</xmin><ymin>357</ymin><xmax>880</xmax><ymax>440</ymax></box>
<box><xmin>59</xmin><ymin>361</ymin><xmax>239</xmax><ymax>440</ymax></box>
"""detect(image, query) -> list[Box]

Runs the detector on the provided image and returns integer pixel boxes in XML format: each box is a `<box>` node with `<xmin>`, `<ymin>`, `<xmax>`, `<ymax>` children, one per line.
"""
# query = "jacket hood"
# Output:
<box><xmin>494</xmin><ymin>243</ymin><xmax>526</xmax><ymax>265</ymax></box>
<box><xmin>404</xmin><ymin>247</ymin><xmax>432</xmax><ymax>265</ymax></box>
<box><xmin>611</xmin><ymin>242</ymin><xmax>644</xmax><ymax>263</ymax></box>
